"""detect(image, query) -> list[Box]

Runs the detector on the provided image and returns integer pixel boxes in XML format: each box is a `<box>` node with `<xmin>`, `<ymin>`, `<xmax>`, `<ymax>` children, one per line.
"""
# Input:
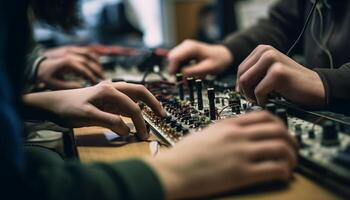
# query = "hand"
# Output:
<box><xmin>168</xmin><ymin>40</ymin><xmax>233</xmax><ymax>78</ymax></box>
<box><xmin>237</xmin><ymin>45</ymin><xmax>325</xmax><ymax>108</ymax></box>
<box><xmin>145</xmin><ymin>112</ymin><xmax>297</xmax><ymax>199</ymax></box>
<box><xmin>37</xmin><ymin>46</ymin><xmax>105</xmax><ymax>90</ymax></box>
<box><xmin>23</xmin><ymin>82</ymin><xmax>166</xmax><ymax>140</ymax></box>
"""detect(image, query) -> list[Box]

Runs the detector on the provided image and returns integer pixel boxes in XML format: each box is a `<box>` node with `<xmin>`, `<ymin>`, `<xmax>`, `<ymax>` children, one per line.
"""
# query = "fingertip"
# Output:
<box><xmin>158</xmin><ymin>109</ymin><xmax>167</xmax><ymax>118</ymax></box>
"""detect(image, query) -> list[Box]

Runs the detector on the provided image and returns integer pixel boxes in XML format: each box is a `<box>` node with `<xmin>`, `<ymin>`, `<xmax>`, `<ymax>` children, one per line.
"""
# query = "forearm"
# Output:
<box><xmin>23</xmin><ymin>91</ymin><xmax>60</xmax><ymax>113</ymax></box>
<box><xmin>21</xmin><ymin>91</ymin><xmax>68</xmax><ymax>123</ymax></box>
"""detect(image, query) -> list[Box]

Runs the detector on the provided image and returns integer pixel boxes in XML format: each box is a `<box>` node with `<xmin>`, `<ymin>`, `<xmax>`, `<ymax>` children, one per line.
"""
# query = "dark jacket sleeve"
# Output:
<box><xmin>24</xmin><ymin>45</ymin><xmax>46</xmax><ymax>93</ymax></box>
<box><xmin>25</xmin><ymin>146</ymin><xmax>164</xmax><ymax>200</ymax></box>
<box><xmin>223</xmin><ymin>0</ymin><xmax>305</xmax><ymax>67</ymax></box>
<box><xmin>314</xmin><ymin>63</ymin><xmax>350</xmax><ymax>114</ymax></box>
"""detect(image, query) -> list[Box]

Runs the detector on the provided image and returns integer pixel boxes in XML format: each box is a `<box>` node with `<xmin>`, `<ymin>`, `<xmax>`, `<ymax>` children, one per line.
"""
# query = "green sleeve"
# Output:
<box><xmin>25</xmin><ymin>146</ymin><xmax>165</xmax><ymax>200</ymax></box>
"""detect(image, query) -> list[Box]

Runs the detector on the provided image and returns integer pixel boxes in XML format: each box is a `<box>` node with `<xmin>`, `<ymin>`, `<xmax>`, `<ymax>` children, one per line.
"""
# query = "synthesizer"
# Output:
<box><xmin>141</xmin><ymin>74</ymin><xmax>350</xmax><ymax>197</ymax></box>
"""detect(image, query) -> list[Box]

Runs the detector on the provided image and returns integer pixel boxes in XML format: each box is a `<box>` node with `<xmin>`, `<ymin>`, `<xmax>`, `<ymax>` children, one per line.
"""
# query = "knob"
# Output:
<box><xmin>321</xmin><ymin>120</ymin><xmax>339</xmax><ymax>146</ymax></box>
<box><xmin>265</xmin><ymin>103</ymin><xmax>276</xmax><ymax>114</ymax></box>
<box><xmin>294</xmin><ymin>124</ymin><xmax>302</xmax><ymax>144</ymax></box>
<box><xmin>187</xmin><ymin>77</ymin><xmax>195</xmax><ymax>105</ymax></box>
<box><xmin>176</xmin><ymin>73</ymin><xmax>184</xmax><ymax>100</ymax></box>
<box><xmin>308</xmin><ymin>129</ymin><xmax>315</xmax><ymax>139</ymax></box>
<box><xmin>207</xmin><ymin>88</ymin><xmax>216</xmax><ymax>120</ymax></box>
<box><xmin>176</xmin><ymin>124</ymin><xmax>182</xmax><ymax>132</ymax></box>
<box><xmin>182</xmin><ymin>128</ymin><xmax>190</xmax><ymax>135</ymax></box>
<box><xmin>275</xmin><ymin>108</ymin><xmax>288</xmax><ymax>127</ymax></box>
<box><xmin>196</xmin><ymin>79</ymin><xmax>203</xmax><ymax>110</ymax></box>
<box><xmin>165</xmin><ymin>116</ymin><xmax>172</xmax><ymax>123</ymax></box>
<box><xmin>170</xmin><ymin>120</ymin><xmax>177</xmax><ymax>127</ymax></box>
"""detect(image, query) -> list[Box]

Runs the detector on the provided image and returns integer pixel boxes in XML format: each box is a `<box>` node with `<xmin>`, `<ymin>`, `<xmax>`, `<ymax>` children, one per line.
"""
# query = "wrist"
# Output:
<box><xmin>143</xmin><ymin>154</ymin><xmax>187</xmax><ymax>200</ymax></box>
<box><xmin>312</xmin><ymin>70</ymin><xmax>327</xmax><ymax>107</ymax></box>
<box><xmin>23</xmin><ymin>92</ymin><xmax>61</xmax><ymax>114</ymax></box>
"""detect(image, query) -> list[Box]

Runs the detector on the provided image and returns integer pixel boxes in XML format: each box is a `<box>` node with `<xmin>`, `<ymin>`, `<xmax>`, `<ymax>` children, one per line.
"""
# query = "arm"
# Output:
<box><xmin>167</xmin><ymin>0</ymin><xmax>305</xmax><ymax>78</ymax></box>
<box><xmin>25</xmin><ymin>148</ymin><xmax>164</xmax><ymax>200</ymax></box>
<box><xmin>23</xmin><ymin>82</ymin><xmax>166</xmax><ymax>139</ymax></box>
<box><xmin>314</xmin><ymin>63</ymin><xmax>350</xmax><ymax>114</ymax></box>
<box><xmin>27</xmin><ymin>112</ymin><xmax>296</xmax><ymax>200</ymax></box>
<box><xmin>224</xmin><ymin>0</ymin><xmax>305</xmax><ymax>67</ymax></box>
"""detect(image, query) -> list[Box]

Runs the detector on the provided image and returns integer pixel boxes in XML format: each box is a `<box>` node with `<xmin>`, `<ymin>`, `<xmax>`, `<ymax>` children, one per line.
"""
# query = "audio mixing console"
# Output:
<box><xmin>141</xmin><ymin>74</ymin><xmax>350</xmax><ymax>197</ymax></box>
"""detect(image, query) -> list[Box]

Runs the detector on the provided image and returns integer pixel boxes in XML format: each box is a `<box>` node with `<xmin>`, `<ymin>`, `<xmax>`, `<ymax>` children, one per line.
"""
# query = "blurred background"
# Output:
<box><xmin>33</xmin><ymin>0</ymin><xmax>278</xmax><ymax>49</ymax></box>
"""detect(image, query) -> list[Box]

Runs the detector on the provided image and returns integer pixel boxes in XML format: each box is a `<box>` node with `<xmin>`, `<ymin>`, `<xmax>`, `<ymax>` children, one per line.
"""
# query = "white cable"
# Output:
<box><xmin>310</xmin><ymin>3</ymin><xmax>334</xmax><ymax>69</ymax></box>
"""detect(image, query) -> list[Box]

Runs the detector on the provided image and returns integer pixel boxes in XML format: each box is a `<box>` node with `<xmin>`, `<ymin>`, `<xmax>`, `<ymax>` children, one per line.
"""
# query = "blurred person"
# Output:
<box><xmin>168</xmin><ymin>0</ymin><xmax>350</xmax><ymax>114</ymax></box>
<box><xmin>26</xmin><ymin>0</ymin><xmax>106</xmax><ymax>90</ymax></box>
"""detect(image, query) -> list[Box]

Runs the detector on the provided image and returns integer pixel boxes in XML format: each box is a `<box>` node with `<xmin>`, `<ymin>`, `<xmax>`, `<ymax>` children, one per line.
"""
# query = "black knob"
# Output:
<box><xmin>187</xmin><ymin>77</ymin><xmax>195</xmax><ymax>105</ymax></box>
<box><xmin>182</xmin><ymin>128</ymin><xmax>190</xmax><ymax>135</ymax></box>
<box><xmin>196</xmin><ymin>79</ymin><xmax>203</xmax><ymax>110</ymax></box>
<box><xmin>176</xmin><ymin>124</ymin><xmax>182</xmax><ymax>132</ymax></box>
<box><xmin>275</xmin><ymin>108</ymin><xmax>288</xmax><ymax>127</ymax></box>
<box><xmin>294</xmin><ymin>124</ymin><xmax>302</xmax><ymax>144</ymax></box>
<box><xmin>176</xmin><ymin>73</ymin><xmax>184</xmax><ymax>100</ymax></box>
<box><xmin>265</xmin><ymin>103</ymin><xmax>276</xmax><ymax>114</ymax></box>
<box><xmin>207</xmin><ymin>88</ymin><xmax>216</xmax><ymax>120</ymax></box>
<box><xmin>165</xmin><ymin>116</ymin><xmax>172</xmax><ymax>123</ymax></box>
<box><xmin>321</xmin><ymin>120</ymin><xmax>339</xmax><ymax>146</ymax></box>
<box><xmin>170</xmin><ymin>120</ymin><xmax>177</xmax><ymax>127</ymax></box>
<box><xmin>204</xmin><ymin>109</ymin><xmax>209</xmax><ymax>117</ymax></box>
<box><xmin>308</xmin><ymin>129</ymin><xmax>315</xmax><ymax>139</ymax></box>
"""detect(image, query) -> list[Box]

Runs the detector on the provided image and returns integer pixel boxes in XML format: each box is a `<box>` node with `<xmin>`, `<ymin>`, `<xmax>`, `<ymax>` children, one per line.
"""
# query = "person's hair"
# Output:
<box><xmin>29</xmin><ymin>0</ymin><xmax>81</xmax><ymax>32</ymax></box>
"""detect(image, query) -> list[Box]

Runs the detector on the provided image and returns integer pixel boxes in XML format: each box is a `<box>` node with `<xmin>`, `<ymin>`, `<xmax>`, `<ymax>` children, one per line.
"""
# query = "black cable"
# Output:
<box><xmin>286</xmin><ymin>0</ymin><xmax>319</xmax><ymax>56</ymax></box>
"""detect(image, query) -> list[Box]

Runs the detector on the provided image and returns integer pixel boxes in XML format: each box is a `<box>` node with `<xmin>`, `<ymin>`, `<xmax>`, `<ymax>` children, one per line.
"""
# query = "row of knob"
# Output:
<box><xmin>176</xmin><ymin>74</ymin><xmax>216</xmax><ymax>120</ymax></box>
<box><xmin>265</xmin><ymin>103</ymin><xmax>339</xmax><ymax>147</ymax></box>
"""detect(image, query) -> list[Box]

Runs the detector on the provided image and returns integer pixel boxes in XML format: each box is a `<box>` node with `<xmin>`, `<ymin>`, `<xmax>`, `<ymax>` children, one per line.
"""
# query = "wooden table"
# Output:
<box><xmin>74</xmin><ymin>118</ymin><xmax>341</xmax><ymax>200</ymax></box>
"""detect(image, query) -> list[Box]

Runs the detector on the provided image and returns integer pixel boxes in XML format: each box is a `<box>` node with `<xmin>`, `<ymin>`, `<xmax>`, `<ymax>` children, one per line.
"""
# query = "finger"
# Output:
<box><xmin>67</xmin><ymin>54</ymin><xmax>105</xmax><ymax>79</ymax></box>
<box><xmin>85</xmin><ymin>105</ymin><xmax>130</xmax><ymax>136</ymax></box>
<box><xmin>46</xmin><ymin>79</ymin><xmax>82</xmax><ymax>90</ymax></box>
<box><xmin>168</xmin><ymin>40</ymin><xmax>202</xmax><ymax>75</ymax></box>
<box><xmin>68</xmin><ymin>46</ymin><xmax>100</xmax><ymax>63</ymax></box>
<box><xmin>254</xmin><ymin>65</ymin><xmax>281</xmax><ymax>106</ymax></box>
<box><xmin>68</xmin><ymin>61</ymin><xmax>98</xmax><ymax>83</ymax></box>
<box><xmin>237</xmin><ymin>45</ymin><xmax>274</xmax><ymax>78</ymax></box>
<box><xmin>242</xmin><ymin>122</ymin><xmax>297</xmax><ymax>150</ymax></box>
<box><xmin>248</xmin><ymin>161</ymin><xmax>292</xmax><ymax>185</ymax></box>
<box><xmin>86</xmin><ymin>61</ymin><xmax>105</xmax><ymax>79</ymax></box>
<box><xmin>223</xmin><ymin>111</ymin><xmax>276</xmax><ymax>127</ymax></box>
<box><xmin>105</xmin><ymin>89</ymin><xmax>150</xmax><ymax>140</ymax></box>
<box><xmin>239</xmin><ymin>53</ymin><xmax>276</xmax><ymax>101</ymax></box>
<box><xmin>113</xmin><ymin>83</ymin><xmax>167</xmax><ymax>117</ymax></box>
<box><xmin>181</xmin><ymin>60</ymin><xmax>216</xmax><ymax>78</ymax></box>
<box><xmin>245</xmin><ymin>140</ymin><xmax>297</xmax><ymax>168</ymax></box>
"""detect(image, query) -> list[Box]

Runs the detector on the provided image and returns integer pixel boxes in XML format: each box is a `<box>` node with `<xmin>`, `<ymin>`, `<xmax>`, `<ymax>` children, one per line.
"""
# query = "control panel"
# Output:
<box><xmin>141</xmin><ymin>74</ymin><xmax>350</xmax><ymax>197</ymax></box>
